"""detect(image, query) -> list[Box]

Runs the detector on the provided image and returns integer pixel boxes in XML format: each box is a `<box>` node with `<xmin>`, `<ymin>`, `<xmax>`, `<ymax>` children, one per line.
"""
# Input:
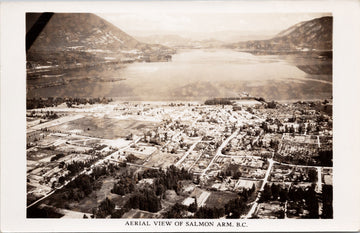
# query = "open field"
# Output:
<box><xmin>49</xmin><ymin>116</ymin><xmax>158</xmax><ymax>139</ymax></box>
<box><xmin>204</xmin><ymin>191</ymin><xmax>238</xmax><ymax>208</ymax></box>
<box><xmin>143</xmin><ymin>151</ymin><xmax>182</xmax><ymax>169</ymax></box>
<box><xmin>27</xmin><ymin>114</ymin><xmax>85</xmax><ymax>133</ymax></box>
<box><xmin>234</xmin><ymin>179</ymin><xmax>260</xmax><ymax>190</ymax></box>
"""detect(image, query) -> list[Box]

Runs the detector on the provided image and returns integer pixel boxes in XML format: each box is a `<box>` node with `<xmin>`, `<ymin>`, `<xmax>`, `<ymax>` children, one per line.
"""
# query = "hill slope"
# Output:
<box><xmin>227</xmin><ymin>16</ymin><xmax>332</xmax><ymax>53</ymax></box>
<box><xmin>27</xmin><ymin>13</ymin><xmax>175</xmax><ymax>71</ymax></box>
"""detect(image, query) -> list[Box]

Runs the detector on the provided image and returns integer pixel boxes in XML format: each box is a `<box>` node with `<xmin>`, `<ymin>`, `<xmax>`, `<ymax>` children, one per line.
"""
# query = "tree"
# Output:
<box><xmin>306</xmin><ymin>124</ymin><xmax>312</xmax><ymax>133</ymax></box>
<box><xmin>58</xmin><ymin>176</ymin><xmax>65</xmax><ymax>184</ymax></box>
<box><xmin>225</xmin><ymin>197</ymin><xmax>247</xmax><ymax>218</ymax></box>
<box><xmin>275</xmin><ymin>210</ymin><xmax>285</xmax><ymax>219</ymax></box>
<box><xmin>66</xmin><ymin>102</ymin><xmax>72</xmax><ymax>108</ymax></box>
<box><xmin>126</xmin><ymin>133</ymin><xmax>133</xmax><ymax>141</ymax></box>
<box><xmin>305</xmin><ymin>186</ymin><xmax>319</xmax><ymax>218</ymax></box>
<box><xmin>270</xmin><ymin>139</ymin><xmax>279</xmax><ymax>150</ymax></box>
<box><xmin>125</xmin><ymin>190</ymin><xmax>161</xmax><ymax>213</ymax></box>
<box><xmin>308</xmin><ymin>169</ymin><xmax>317</xmax><ymax>182</ymax></box>
<box><xmin>164</xmin><ymin>203</ymin><xmax>187</xmax><ymax>218</ymax></box>
<box><xmin>251</xmin><ymin>184</ymin><xmax>256</xmax><ymax>193</ymax></box>
<box><xmin>317</xmin><ymin>150</ymin><xmax>333</xmax><ymax>166</ymax></box>
<box><xmin>261</xmin><ymin>122</ymin><xmax>268</xmax><ymax>132</ymax></box>
<box><xmin>260</xmin><ymin>184</ymin><xmax>272</xmax><ymax>202</ymax></box>
<box><xmin>194</xmin><ymin>207</ymin><xmax>225</xmax><ymax>218</ymax></box>
<box><xmin>111</xmin><ymin>209</ymin><xmax>126</xmax><ymax>218</ymax></box>
<box><xmin>188</xmin><ymin>198</ymin><xmax>198</xmax><ymax>213</ymax></box>
<box><xmin>289</xmin><ymin>125</ymin><xmax>295</xmax><ymax>133</ymax></box>
<box><xmin>321</xmin><ymin>185</ymin><xmax>333</xmax><ymax>218</ymax></box>
<box><xmin>279</xmin><ymin>188</ymin><xmax>288</xmax><ymax>202</ymax></box>
<box><xmin>96</xmin><ymin>197</ymin><xmax>115</xmax><ymax>218</ymax></box>
<box><xmin>271</xmin><ymin>183</ymin><xmax>280</xmax><ymax>200</ymax></box>
<box><xmin>232</xmin><ymin>171</ymin><xmax>241</xmax><ymax>180</ymax></box>
<box><xmin>299</xmin><ymin>124</ymin><xmax>304</xmax><ymax>134</ymax></box>
<box><xmin>267</xmin><ymin>101</ymin><xmax>277</xmax><ymax>109</ymax></box>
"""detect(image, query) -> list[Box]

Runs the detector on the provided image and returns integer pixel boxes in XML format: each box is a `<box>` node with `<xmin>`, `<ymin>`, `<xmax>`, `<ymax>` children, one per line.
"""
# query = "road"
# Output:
<box><xmin>276</xmin><ymin>161</ymin><xmax>332</xmax><ymax>170</ymax></box>
<box><xmin>242</xmin><ymin>155</ymin><xmax>330</xmax><ymax>219</ymax></box>
<box><xmin>117</xmin><ymin>161</ymin><xmax>160</xmax><ymax>170</ymax></box>
<box><xmin>316</xmin><ymin>166</ymin><xmax>322</xmax><ymax>193</ymax></box>
<box><xmin>244</xmin><ymin>155</ymin><xmax>275</xmax><ymax>219</ymax></box>
<box><xmin>200</xmin><ymin>129</ymin><xmax>240</xmax><ymax>178</ymax></box>
<box><xmin>187</xmin><ymin>149</ymin><xmax>205</xmax><ymax>172</ymax></box>
<box><xmin>27</xmin><ymin>136</ymin><xmax>142</xmax><ymax>209</ymax></box>
<box><xmin>218</xmin><ymin>154</ymin><xmax>262</xmax><ymax>160</ymax></box>
<box><xmin>27</xmin><ymin>114</ymin><xmax>85</xmax><ymax>133</ymax></box>
<box><xmin>284</xmin><ymin>201</ymin><xmax>288</xmax><ymax>219</ymax></box>
<box><xmin>175</xmin><ymin>137</ymin><xmax>202</xmax><ymax>167</ymax></box>
<box><xmin>28</xmin><ymin>112</ymin><xmax>201</xmax><ymax>209</ymax></box>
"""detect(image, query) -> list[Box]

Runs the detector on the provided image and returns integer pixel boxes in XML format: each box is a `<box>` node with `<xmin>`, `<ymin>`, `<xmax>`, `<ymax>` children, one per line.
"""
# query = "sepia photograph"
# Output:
<box><xmin>26</xmin><ymin>10</ymin><xmax>333</xmax><ymax>219</ymax></box>
<box><xmin>1</xmin><ymin>0</ymin><xmax>360</xmax><ymax>232</ymax></box>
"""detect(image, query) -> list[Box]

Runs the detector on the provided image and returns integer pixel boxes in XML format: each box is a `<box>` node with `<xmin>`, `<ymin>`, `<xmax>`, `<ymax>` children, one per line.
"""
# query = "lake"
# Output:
<box><xmin>27</xmin><ymin>49</ymin><xmax>332</xmax><ymax>101</ymax></box>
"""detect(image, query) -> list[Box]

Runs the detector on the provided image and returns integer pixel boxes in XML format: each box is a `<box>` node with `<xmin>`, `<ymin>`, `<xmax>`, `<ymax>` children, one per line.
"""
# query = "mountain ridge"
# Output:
<box><xmin>226</xmin><ymin>16</ymin><xmax>332</xmax><ymax>53</ymax></box>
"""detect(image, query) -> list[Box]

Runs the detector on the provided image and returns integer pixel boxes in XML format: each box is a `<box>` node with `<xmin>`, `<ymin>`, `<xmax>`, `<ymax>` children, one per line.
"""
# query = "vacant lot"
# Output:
<box><xmin>234</xmin><ymin>179</ymin><xmax>260</xmax><ymax>190</ymax></box>
<box><xmin>143</xmin><ymin>151</ymin><xmax>182</xmax><ymax>169</ymax></box>
<box><xmin>125</xmin><ymin>145</ymin><xmax>157</xmax><ymax>160</ymax></box>
<box><xmin>204</xmin><ymin>191</ymin><xmax>238</xmax><ymax>209</ymax></box>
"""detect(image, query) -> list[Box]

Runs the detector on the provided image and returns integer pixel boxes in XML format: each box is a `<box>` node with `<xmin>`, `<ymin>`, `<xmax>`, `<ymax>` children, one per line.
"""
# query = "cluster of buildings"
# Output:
<box><xmin>27</xmin><ymin>99</ymin><xmax>332</xmax><ymax>219</ymax></box>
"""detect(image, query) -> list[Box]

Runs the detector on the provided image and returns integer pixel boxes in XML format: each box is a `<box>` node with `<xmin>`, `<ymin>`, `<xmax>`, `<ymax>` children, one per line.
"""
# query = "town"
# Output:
<box><xmin>26</xmin><ymin>96</ymin><xmax>333</xmax><ymax>219</ymax></box>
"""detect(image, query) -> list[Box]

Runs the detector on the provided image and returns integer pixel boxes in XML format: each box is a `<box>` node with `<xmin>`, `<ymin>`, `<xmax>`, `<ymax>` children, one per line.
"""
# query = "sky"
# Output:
<box><xmin>97</xmin><ymin>8</ymin><xmax>331</xmax><ymax>42</ymax></box>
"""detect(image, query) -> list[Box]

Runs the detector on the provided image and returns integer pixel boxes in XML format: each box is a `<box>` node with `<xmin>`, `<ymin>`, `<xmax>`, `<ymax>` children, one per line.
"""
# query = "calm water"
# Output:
<box><xmin>28</xmin><ymin>49</ymin><xmax>332</xmax><ymax>101</ymax></box>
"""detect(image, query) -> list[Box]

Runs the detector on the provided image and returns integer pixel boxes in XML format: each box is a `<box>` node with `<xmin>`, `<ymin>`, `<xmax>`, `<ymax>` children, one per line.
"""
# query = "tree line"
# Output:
<box><xmin>259</xmin><ymin>183</ymin><xmax>325</xmax><ymax>218</ymax></box>
<box><xmin>27</xmin><ymin>97</ymin><xmax>113</xmax><ymax>109</ymax></box>
<box><xmin>49</xmin><ymin>163</ymin><xmax>122</xmax><ymax>207</ymax></box>
<box><xmin>163</xmin><ymin>185</ymin><xmax>256</xmax><ymax>219</ymax></box>
<box><xmin>96</xmin><ymin>165</ymin><xmax>194</xmax><ymax>218</ymax></box>
<box><xmin>274</xmin><ymin>150</ymin><xmax>332</xmax><ymax>167</ymax></box>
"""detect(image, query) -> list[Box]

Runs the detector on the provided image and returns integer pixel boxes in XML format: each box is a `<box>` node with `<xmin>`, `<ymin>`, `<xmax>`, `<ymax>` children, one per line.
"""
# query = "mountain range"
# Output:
<box><xmin>27</xmin><ymin>14</ymin><xmax>332</xmax><ymax>71</ymax></box>
<box><xmin>226</xmin><ymin>16</ymin><xmax>332</xmax><ymax>53</ymax></box>
<box><xmin>134</xmin><ymin>16</ymin><xmax>332</xmax><ymax>52</ymax></box>
<box><xmin>26</xmin><ymin>14</ymin><xmax>332</xmax><ymax>101</ymax></box>
<box><xmin>135</xmin><ymin>33</ymin><xmax>273</xmax><ymax>49</ymax></box>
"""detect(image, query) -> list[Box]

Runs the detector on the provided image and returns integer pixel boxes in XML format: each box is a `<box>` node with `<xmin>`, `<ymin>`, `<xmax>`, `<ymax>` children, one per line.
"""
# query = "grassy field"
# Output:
<box><xmin>27</xmin><ymin>148</ymin><xmax>62</xmax><ymax>161</ymax></box>
<box><xmin>143</xmin><ymin>151</ymin><xmax>182</xmax><ymax>169</ymax></box>
<box><xmin>204</xmin><ymin>191</ymin><xmax>238</xmax><ymax>208</ymax></box>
